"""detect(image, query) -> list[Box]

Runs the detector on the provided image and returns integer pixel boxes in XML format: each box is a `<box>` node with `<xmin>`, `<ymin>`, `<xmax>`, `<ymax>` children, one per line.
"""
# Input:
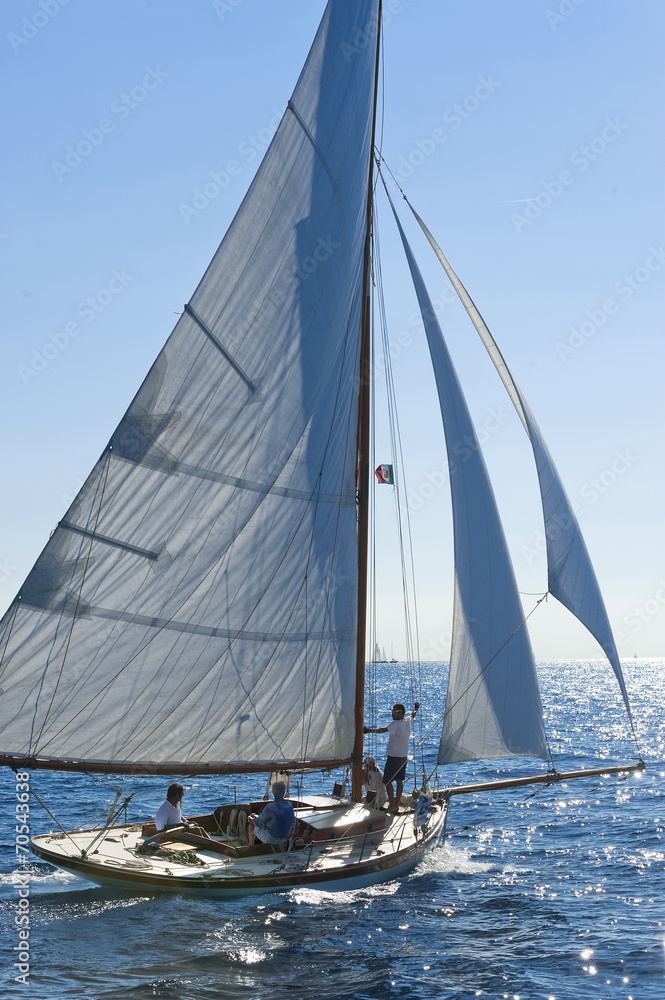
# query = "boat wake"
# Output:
<box><xmin>415</xmin><ymin>842</ymin><xmax>495</xmax><ymax>877</ymax></box>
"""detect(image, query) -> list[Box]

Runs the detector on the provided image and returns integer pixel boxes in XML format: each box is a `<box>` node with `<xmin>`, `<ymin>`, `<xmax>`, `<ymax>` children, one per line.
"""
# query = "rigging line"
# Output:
<box><xmin>79</xmin><ymin>769</ymin><xmax>134</xmax><ymax>794</ymax></box>
<box><xmin>301</xmin><ymin>568</ymin><xmax>308</xmax><ymax>767</ymax></box>
<box><xmin>372</xmin><ymin>206</ymin><xmax>425</xmax><ymax>768</ymax></box>
<box><xmin>31</xmin><ymin>449</ymin><xmax>112</xmax><ymax>753</ymax></box>
<box><xmin>376</xmin><ymin>4</ymin><xmax>385</xmax><ymax>156</ymax></box>
<box><xmin>369</xmin><ymin>257</ymin><xmax>378</xmax><ymax>737</ymax></box>
<box><xmin>374</xmin><ymin>151</ymin><xmax>408</xmax><ymax>203</ymax></box>
<box><xmin>83</xmin><ymin>785</ymin><xmax>138</xmax><ymax>858</ymax></box>
<box><xmin>373</xmin><ymin>182</ymin><xmax>423</xmax><ymax>671</ymax></box>
<box><xmin>420</xmin><ymin>592</ymin><xmax>551</xmax><ymax>754</ymax></box>
<box><xmin>366</xmin><ymin>34</ymin><xmax>381</xmax><ymax>724</ymax></box>
<box><xmin>368</xmin><ymin>238</ymin><xmax>390</xmax><ymax>702</ymax></box>
<box><xmin>22</xmin><ymin>777</ymin><xmax>82</xmax><ymax>854</ymax></box>
<box><xmin>373</xmin><ymin>250</ymin><xmax>408</xmax><ymax>686</ymax></box>
<box><xmin>445</xmin><ymin>780</ymin><xmax>555</xmax><ymax>836</ymax></box>
<box><xmin>374</xmin><ymin>283</ymin><xmax>416</xmax><ymax>679</ymax></box>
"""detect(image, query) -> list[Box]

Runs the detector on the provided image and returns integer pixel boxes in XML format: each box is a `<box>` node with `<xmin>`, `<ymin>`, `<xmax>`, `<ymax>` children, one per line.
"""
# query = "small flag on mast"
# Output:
<box><xmin>375</xmin><ymin>464</ymin><xmax>394</xmax><ymax>485</ymax></box>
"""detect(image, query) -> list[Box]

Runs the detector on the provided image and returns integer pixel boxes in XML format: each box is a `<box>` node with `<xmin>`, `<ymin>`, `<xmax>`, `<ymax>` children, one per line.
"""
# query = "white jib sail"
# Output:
<box><xmin>391</xmin><ymin>206</ymin><xmax>548</xmax><ymax>765</ymax></box>
<box><xmin>408</xmin><ymin>206</ymin><xmax>633</xmax><ymax>724</ymax></box>
<box><xmin>0</xmin><ymin>0</ymin><xmax>380</xmax><ymax>771</ymax></box>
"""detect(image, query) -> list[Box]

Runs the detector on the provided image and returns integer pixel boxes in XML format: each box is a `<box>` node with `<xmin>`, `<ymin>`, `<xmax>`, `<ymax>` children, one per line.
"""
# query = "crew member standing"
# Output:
<box><xmin>364</xmin><ymin>702</ymin><xmax>418</xmax><ymax>814</ymax></box>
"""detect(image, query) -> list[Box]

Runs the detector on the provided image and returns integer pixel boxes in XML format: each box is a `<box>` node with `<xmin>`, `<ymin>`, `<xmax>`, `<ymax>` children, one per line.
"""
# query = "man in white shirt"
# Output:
<box><xmin>364</xmin><ymin>702</ymin><xmax>418</xmax><ymax>814</ymax></box>
<box><xmin>155</xmin><ymin>782</ymin><xmax>206</xmax><ymax>836</ymax></box>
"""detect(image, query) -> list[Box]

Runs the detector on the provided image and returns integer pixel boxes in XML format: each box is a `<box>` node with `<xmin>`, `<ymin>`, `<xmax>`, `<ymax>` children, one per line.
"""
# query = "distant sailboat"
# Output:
<box><xmin>0</xmin><ymin>0</ymin><xmax>641</xmax><ymax>897</ymax></box>
<box><xmin>373</xmin><ymin>643</ymin><xmax>388</xmax><ymax>664</ymax></box>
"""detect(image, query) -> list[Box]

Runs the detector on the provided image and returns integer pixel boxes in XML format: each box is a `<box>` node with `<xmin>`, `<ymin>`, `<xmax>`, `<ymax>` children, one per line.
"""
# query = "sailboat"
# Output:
<box><xmin>0</xmin><ymin>0</ymin><xmax>641</xmax><ymax>898</ymax></box>
<box><xmin>373</xmin><ymin>643</ymin><xmax>388</xmax><ymax>664</ymax></box>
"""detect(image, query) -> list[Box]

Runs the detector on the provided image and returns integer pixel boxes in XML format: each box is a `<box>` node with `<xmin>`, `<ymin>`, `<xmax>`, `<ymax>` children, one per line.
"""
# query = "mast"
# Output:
<box><xmin>352</xmin><ymin>0</ymin><xmax>382</xmax><ymax>802</ymax></box>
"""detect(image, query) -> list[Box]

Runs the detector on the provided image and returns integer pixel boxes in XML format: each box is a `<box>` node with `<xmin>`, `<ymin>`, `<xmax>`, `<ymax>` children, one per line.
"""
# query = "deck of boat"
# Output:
<box><xmin>31</xmin><ymin>798</ymin><xmax>447</xmax><ymax>897</ymax></box>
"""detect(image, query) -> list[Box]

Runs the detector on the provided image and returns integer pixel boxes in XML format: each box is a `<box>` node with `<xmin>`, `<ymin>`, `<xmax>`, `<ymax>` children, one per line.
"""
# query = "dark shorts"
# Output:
<box><xmin>383</xmin><ymin>755</ymin><xmax>407</xmax><ymax>784</ymax></box>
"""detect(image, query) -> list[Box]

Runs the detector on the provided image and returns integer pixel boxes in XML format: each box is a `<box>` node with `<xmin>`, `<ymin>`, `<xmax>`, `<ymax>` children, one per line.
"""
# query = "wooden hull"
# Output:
<box><xmin>31</xmin><ymin>799</ymin><xmax>447</xmax><ymax>898</ymax></box>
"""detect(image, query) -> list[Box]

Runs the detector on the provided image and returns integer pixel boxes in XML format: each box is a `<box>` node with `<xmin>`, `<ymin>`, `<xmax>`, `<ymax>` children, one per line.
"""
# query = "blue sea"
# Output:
<box><xmin>1</xmin><ymin>659</ymin><xmax>663</xmax><ymax>1000</ymax></box>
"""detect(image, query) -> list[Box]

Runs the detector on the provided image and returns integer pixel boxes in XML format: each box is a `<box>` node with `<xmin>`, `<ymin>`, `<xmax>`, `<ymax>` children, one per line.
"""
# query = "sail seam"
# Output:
<box><xmin>18</xmin><ymin>602</ymin><xmax>356</xmax><ymax>642</ymax></box>
<box><xmin>183</xmin><ymin>304</ymin><xmax>257</xmax><ymax>392</ymax></box>
<box><xmin>111</xmin><ymin>452</ymin><xmax>356</xmax><ymax>505</ymax></box>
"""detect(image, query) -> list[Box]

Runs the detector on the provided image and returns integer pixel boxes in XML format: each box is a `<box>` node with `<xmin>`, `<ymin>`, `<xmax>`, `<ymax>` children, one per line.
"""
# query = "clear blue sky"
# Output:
<box><xmin>1</xmin><ymin>0</ymin><xmax>663</xmax><ymax>665</ymax></box>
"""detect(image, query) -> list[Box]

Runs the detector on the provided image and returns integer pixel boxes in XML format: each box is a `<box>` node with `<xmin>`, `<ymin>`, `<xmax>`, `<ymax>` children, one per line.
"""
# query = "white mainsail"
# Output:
<box><xmin>0</xmin><ymin>0</ymin><xmax>380</xmax><ymax>773</ymax></box>
<box><xmin>391</xmin><ymin>207</ymin><xmax>548</xmax><ymax>764</ymax></box>
<box><xmin>407</xmin><ymin>206</ymin><xmax>633</xmax><ymax>723</ymax></box>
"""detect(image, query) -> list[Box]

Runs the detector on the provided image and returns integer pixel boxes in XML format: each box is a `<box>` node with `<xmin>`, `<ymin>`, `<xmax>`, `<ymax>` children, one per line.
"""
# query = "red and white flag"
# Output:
<box><xmin>375</xmin><ymin>464</ymin><xmax>394</xmax><ymax>485</ymax></box>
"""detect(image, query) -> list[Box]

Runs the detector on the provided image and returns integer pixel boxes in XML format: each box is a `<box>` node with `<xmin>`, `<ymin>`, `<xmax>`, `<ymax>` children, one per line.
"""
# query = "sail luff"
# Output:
<box><xmin>405</xmin><ymin>199</ymin><xmax>633</xmax><ymax>725</ymax></box>
<box><xmin>352</xmin><ymin>0</ymin><xmax>382</xmax><ymax>804</ymax></box>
